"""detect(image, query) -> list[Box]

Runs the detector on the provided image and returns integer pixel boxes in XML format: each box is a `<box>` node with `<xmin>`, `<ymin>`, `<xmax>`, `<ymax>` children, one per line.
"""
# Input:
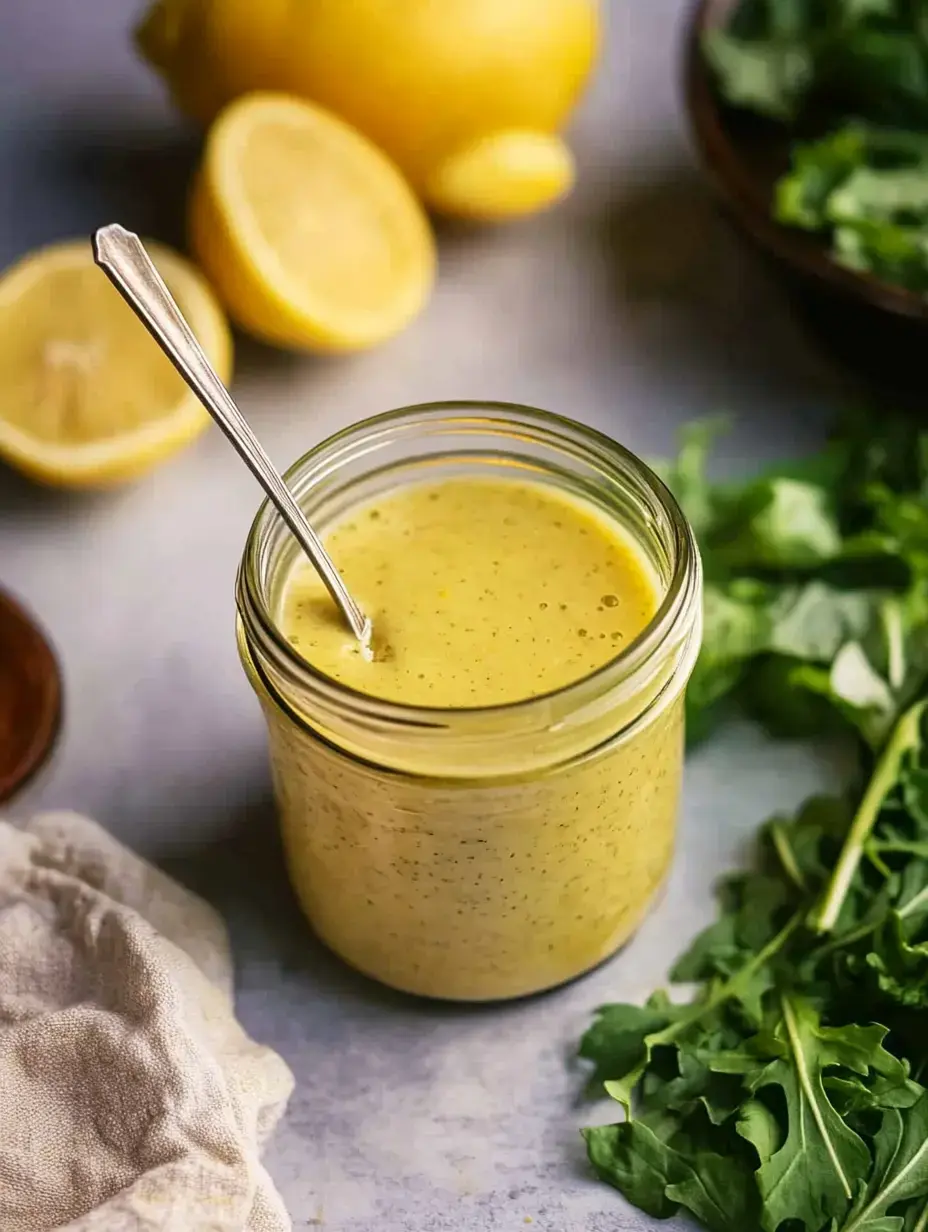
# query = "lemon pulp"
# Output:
<box><xmin>0</xmin><ymin>239</ymin><xmax>231</xmax><ymax>487</ymax></box>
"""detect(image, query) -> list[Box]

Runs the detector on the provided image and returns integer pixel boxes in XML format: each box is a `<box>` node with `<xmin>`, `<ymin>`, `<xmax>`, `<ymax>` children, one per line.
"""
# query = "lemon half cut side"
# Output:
<box><xmin>189</xmin><ymin>92</ymin><xmax>437</xmax><ymax>353</ymax></box>
<box><xmin>0</xmin><ymin>238</ymin><xmax>232</xmax><ymax>488</ymax></box>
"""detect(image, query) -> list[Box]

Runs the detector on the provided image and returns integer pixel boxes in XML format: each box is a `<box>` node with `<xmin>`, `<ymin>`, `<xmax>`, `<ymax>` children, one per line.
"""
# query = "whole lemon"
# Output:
<box><xmin>137</xmin><ymin>0</ymin><xmax>600</xmax><ymax>220</ymax></box>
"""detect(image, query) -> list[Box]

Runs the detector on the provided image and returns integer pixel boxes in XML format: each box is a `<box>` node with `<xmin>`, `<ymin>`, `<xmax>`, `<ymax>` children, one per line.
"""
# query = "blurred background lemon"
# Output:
<box><xmin>189</xmin><ymin>93</ymin><xmax>436</xmax><ymax>352</ymax></box>
<box><xmin>137</xmin><ymin>0</ymin><xmax>600</xmax><ymax>221</ymax></box>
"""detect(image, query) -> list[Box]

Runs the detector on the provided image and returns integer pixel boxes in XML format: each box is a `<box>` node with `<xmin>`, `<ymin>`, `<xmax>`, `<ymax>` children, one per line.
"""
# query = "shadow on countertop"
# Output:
<box><xmin>595</xmin><ymin>160</ymin><xmax>928</xmax><ymax>409</ymax></box>
<box><xmin>593</xmin><ymin>165</ymin><xmax>852</xmax><ymax>396</ymax></box>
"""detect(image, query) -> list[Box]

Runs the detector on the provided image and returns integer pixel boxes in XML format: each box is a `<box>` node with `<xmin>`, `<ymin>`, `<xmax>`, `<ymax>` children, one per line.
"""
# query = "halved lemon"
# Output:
<box><xmin>189</xmin><ymin>92</ymin><xmax>436</xmax><ymax>352</ymax></box>
<box><xmin>0</xmin><ymin>239</ymin><xmax>232</xmax><ymax>488</ymax></box>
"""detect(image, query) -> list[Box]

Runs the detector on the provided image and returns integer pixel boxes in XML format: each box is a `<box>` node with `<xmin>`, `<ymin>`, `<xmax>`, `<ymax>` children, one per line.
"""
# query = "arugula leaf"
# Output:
<box><xmin>905</xmin><ymin>1201</ymin><xmax>928</xmax><ymax>1232</ymax></box>
<box><xmin>578</xmin><ymin>996</ymin><xmax>681</xmax><ymax>1091</ymax></box>
<box><xmin>667</xmin><ymin>1148</ymin><xmax>762</xmax><ymax>1231</ymax></box>
<box><xmin>584</xmin><ymin>1120</ymin><xmax>682</xmax><ymax>1221</ymax></box>
<box><xmin>578</xmin><ymin>410</ymin><xmax>928</xmax><ymax>1232</ymax></box>
<box><xmin>792</xmin><ymin>641</ymin><xmax>898</xmax><ymax>748</ymax></box>
<box><xmin>861</xmin><ymin>919</ymin><xmax>928</xmax><ymax>1009</ymax></box>
<box><xmin>585</xmin><ymin>1120</ymin><xmax>761</xmax><ymax>1230</ymax></box>
<box><xmin>671</xmin><ymin>871</ymin><xmax>796</xmax><ymax>988</ymax></box>
<box><xmin>838</xmin><ymin>1094</ymin><xmax>928</xmax><ymax>1230</ymax></box>
<box><xmin>737</xmin><ymin>1096</ymin><xmax>782</xmax><ymax>1166</ymax></box>
<box><xmin>715</xmin><ymin>998</ymin><xmax>876</xmax><ymax>1231</ymax></box>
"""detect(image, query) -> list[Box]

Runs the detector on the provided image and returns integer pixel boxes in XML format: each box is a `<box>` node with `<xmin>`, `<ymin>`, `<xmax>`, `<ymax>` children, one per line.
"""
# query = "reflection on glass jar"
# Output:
<box><xmin>237</xmin><ymin>402</ymin><xmax>702</xmax><ymax>1001</ymax></box>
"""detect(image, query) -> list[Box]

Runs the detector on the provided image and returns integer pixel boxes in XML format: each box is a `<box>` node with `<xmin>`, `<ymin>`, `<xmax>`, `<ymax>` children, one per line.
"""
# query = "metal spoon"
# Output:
<box><xmin>92</xmin><ymin>223</ymin><xmax>373</xmax><ymax>659</ymax></box>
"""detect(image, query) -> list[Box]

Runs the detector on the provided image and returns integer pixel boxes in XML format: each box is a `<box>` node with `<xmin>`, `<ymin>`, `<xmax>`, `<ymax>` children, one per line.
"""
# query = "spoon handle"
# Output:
<box><xmin>92</xmin><ymin>224</ymin><xmax>372</xmax><ymax>651</ymax></box>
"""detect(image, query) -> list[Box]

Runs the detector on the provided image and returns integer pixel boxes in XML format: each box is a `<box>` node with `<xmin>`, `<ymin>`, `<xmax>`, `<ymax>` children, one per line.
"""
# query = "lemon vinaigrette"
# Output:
<box><xmin>280</xmin><ymin>477</ymin><xmax>659</xmax><ymax>707</ymax></box>
<box><xmin>237</xmin><ymin>403</ymin><xmax>702</xmax><ymax>1001</ymax></box>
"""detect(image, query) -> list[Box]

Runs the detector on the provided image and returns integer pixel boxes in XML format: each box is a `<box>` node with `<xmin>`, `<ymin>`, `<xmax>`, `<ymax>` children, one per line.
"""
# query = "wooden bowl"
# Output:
<box><xmin>683</xmin><ymin>0</ymin><xmax>928</xmax><ymax>387</ymax></box>
<box><xmin>0</xmin><ymin>588</ymin><xmax>62</xmax><ymax>804</ymax></box>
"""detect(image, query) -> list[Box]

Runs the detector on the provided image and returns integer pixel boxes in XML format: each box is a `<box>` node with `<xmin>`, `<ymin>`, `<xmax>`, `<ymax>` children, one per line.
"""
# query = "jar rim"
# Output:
<box><xmin>237</xmin><ymin>400</ymin><xmax>701</xmax><ymax>736</ymax></box>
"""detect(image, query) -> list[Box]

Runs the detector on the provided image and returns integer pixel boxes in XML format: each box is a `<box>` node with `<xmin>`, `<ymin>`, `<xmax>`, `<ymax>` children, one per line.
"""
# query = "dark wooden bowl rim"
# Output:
<box><xmin>0</xmin><ymin>587</ymin><xmax>62</xmax><ymax>804</ymax></box>
<box><xmin>684</xmin><ymin>0</ymin><xmax>928</xmax><ymax>325</ymax></box>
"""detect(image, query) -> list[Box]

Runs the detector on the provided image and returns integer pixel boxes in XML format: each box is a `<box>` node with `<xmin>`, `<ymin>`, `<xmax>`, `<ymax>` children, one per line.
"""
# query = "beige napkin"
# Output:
<box><xmin>0</xmin><ymin>811</ymin><xmax>294</xmax><ymax>1231</ymax></box>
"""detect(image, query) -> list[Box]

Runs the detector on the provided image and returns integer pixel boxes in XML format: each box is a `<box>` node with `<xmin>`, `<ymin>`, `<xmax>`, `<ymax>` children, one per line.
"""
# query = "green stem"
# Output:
<box><xmin>883</xmin><ymin>598</ymin><xmax>905</xmax><ymax>693</ymax></box>
<box><xmin>781</xmin><ymin>994</ymin><xmax>853</xmax><ymax>1201</ymax></box>
<box><xmin>864</xmin><ymin>843</ymin><xmax>893</xmax><ymax>880</ymax></box>
<box><xmin>899</xmin><ymin>883</ymin><xmax>928</xmax><ymax>922</ymax></box>
<box><xmin>915</xmin><ymin>1199</ymin><xmax>928</xmax><ymax>1232</ymax></box>
<box><xmin>651</xmin><ymin>911</ymin><xmax>803</xmax><ymax>1050</ymax></box>
<box><xmin>811</xmin><ymin>701</ymin><xmax>926</xmax><ymax>935</ymax></box>
<box><xmin>870</xmin><ymin>840</ymin><xmax>928</xmax><ymax>858</ymax></box>
<box><xmin>770</xmin><ymin>820</ymin><xmax>808</xmax><ymax>892</ymax></box>
<box><xmin>811</xmin><ymin>917</ymin><xmax>883</xmax><ymax>962</ymax></box>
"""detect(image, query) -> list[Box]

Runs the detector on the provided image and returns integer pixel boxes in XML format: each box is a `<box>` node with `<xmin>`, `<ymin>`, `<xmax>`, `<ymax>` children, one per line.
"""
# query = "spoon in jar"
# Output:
<box><xmin>92</xmin><ymin>223</ymin><xmax>373</xmax><ymax>660</ymax></box>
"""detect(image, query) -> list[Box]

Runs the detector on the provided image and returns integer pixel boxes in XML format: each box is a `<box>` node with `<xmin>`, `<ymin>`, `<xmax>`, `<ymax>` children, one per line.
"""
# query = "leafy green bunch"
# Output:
<box><xmin>582</xmin><ymin>414</ymin><xmax>928</xmax><ymax>1232</ymax></box>
<box><xmin>659</xmin><ymin>413</ymin><xmax>928</xmax><ymax>746</ymax></box>
<box><xmin>705</xmin><ymin>0</ymin><xmax>928</xmax><ymax>289</ymax></box>
<box><xmin>705</xmin><ymin>0</ymin><xmax>928</xmax><ymax>128</ymax></box>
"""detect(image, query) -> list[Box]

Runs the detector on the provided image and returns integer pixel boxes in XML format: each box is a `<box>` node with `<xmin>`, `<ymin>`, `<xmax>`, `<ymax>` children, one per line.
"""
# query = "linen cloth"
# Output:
<box><xmin>0</xmin><ymin>811</ymin><xmax>294</xmax><ymax>1231</ymax></box>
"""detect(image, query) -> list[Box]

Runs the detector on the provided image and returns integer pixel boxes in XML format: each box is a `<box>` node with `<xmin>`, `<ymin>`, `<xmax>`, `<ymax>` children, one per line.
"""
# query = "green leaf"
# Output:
<box><xmin>766</xmin><ymin>795</ymin><xmax>853</xmax><ymax>891</ymax></box>
<box><xmin>767</xmin><ymin>584</ymin><xmax>878</xmax><ymax>663</ymax></box>
<box><xmin>709</xmin><ymin>478</ymin><xmax>843</xmax><ymax>569</ymax></box>
<box><xmin>666</xmin><ymin>1149</ymin><xmax>761</xmax><ymax>1232</ymax></box>
<box><xmin>651</xmin><ymin>417</ymin><xmax>726</xmax><ymax>540</ymax></box>
<box><xmin>747</xmin><ymin>997</ymin><xmax>876</xmax><ymax>1231</ymax></box>
<box><xmin>583</xmin><ymin>1121</ymin><xmax>682</xmax><ymax>1220</ymax></box>
<box><xmin>684</xmin><ymin>581</ymin><xmax>776</xmax><ymax>741</ymax></box>
<box><xmin>828</xmin><ymin>167</ymin><xmax>928</xmax><ymax>227</ymax></box>
<box><xmin>838</xmin><ymin>1094</ymin><xmax>928</xmax><ymax>1230</ymax></box>
<box><xmin>793</xmin><ymin>641</ymin><xmax>898</xmax><ymax>747</ymax></box>
<box><xmin>860</xmin><ymin>909</ymin><xmax>928</xmax><ymax>1009</ymax></box>
<box><xmin>835</xmin><ymin>220</ymin><xmax>928</xmax><ymax>292</ymax></box>
<box><xmin>737</xmin><ymin>1097</ymin><xmax>782</xmax><ymax>1166</ymax></box>
<box><xmin>904</xmin><ymin>1199</ymin><xmax>928</xmax><ymax>1232</ymax></box>
<box><xmin>581</xmin><ymin>404</ymin><xmax>928</xmax><ymax>1232</ymax></box>
<box><xmin>741</xmin><ymin>655</ymin><xmax>849</xmax><ymax>740</ymax></box>
<box><xmin>596</xmin><ymin>914</ymin><xmax>804</xmax><ymax>1113</ymax></box>
<box><xmin>671</xmin><ymin>872</ymin><xmax>794</xmax><ymax>981</ymax></box>
<box><xmin>578</xmin><ymin>997</ymin><xmax>678</xmax><ymax>1091</ymax></box>
<box><xmin>704</xmin><ymin>29</ymin><xmax>815</xmax><ymax>120</ymax></box>
<box><xmin>584</xmin><ymin>1121</ymin><xmax>760</xmax><ymax>1232</ymax></box>
<box><xmin>777</xmin><ymin>125</ymin><xmax>870</xmax><ymax>229</ymax></box>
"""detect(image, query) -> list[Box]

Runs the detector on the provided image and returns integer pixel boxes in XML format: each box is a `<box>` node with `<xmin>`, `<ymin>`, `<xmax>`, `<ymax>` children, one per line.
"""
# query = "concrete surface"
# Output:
<box><xmin>1</xmin><ymin>2</ymin><xmax>852</xmax><ymax>1229</ymax></box>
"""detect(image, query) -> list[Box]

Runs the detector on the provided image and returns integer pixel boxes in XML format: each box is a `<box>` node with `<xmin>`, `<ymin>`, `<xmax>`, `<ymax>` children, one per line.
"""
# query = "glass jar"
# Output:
<box><xmin>236</xmin><ymin>402</ymin><xmax>702</xmax><ymax>1001</ymax></box>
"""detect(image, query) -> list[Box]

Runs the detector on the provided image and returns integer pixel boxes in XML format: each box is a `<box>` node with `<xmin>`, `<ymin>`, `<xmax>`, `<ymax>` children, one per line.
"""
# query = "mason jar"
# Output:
<box><xmin>236</xmin><ymin>402</ymin><xmax>702</xmax><ymax>1001</ymax></box>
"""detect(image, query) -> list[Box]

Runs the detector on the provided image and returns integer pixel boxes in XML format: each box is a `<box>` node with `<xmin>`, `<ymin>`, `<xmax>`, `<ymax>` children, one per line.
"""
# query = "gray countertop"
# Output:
<box><xmin>1</xmin><ymin>3</ymin><xmax>852</xmax><ymax>1229</ymax></box>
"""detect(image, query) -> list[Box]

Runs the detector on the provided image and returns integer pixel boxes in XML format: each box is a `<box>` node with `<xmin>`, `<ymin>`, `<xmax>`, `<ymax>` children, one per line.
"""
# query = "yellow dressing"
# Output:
<box><xmin>280</xmin><ymin>476</ymin><xmax>659</xmax><ymax>706</ymax></box>
<box><xmin>245</xmin><ymin>470</ymin><xmax>689</xmax><ymax>1000</ymax></box>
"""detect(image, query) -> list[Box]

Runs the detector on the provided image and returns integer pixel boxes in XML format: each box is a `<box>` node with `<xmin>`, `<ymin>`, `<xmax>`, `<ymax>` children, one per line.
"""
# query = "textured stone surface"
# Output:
<box><xmin>1</xmin><ymin>2</ymin><xmax>850</xmax><ymax>1228</ymax></box>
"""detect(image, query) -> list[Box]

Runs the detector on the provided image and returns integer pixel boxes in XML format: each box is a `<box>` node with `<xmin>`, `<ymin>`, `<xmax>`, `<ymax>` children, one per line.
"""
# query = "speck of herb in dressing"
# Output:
<box><xmin>279</xmin><ymin>476</ymin><xmax>657</xmax><ymax>707</ymax></box>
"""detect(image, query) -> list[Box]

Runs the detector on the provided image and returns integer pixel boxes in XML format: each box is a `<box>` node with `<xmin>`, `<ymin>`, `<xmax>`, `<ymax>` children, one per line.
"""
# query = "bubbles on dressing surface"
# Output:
<box><xmin>279</xmin><ymin>476</ymin><xmax>661</xmax><ymax>707</ymax></box>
